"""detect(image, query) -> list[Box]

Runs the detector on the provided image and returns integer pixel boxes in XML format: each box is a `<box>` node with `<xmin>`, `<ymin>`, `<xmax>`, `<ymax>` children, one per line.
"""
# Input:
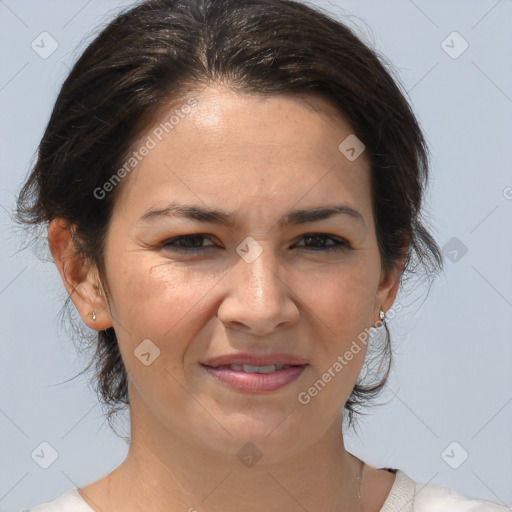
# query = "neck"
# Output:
<box><xmin>103</xmin><ymin>404</ymin><xmax>363</xmax><ymax>512</ymax></box>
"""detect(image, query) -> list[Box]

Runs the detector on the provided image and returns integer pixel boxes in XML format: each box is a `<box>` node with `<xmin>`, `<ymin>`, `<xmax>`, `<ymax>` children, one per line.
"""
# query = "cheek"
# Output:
<box><xmin>107</xmin><ymin>256</ymin><xmax>218</xmax><ymax>348</ymax></box>
<box><xmin>301</xmin><ymin>262</ymin><xmax>378</xmax><ymax>336</ymax></box>
<box><xmin>105</xmin><ymin>259</ymin><xmax>205</xmax><ymax>397</ymax></box>
<box><xmin>294</xmin><ymin>268</ymin><xmax>375</xmax><ymax>409</ymax></box>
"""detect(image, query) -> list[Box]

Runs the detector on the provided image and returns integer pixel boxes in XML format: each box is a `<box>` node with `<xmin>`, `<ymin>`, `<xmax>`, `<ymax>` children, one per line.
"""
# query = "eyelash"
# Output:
<box><xmin>160</xmin><ymin>233</ymin><xmax>350</xmax><ymax>253</ymax></box>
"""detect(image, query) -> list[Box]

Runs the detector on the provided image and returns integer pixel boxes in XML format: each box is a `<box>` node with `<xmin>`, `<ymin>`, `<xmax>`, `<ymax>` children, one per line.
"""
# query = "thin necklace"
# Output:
<box><xmin>349</xmin><ymin>453</ymin><xmax>364</xmax><ymax>512</ymax></box>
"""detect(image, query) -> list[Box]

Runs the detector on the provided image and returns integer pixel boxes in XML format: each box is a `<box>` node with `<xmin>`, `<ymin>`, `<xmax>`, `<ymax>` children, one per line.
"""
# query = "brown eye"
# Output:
<box><xmin>294</xmin><ymin>234</ymin><xmax>350</xmax><ymax>252</ymax></box>
<box><xmin>161</xmin><ymin>234</ymin><xmax>216</xmax><ymax>253</ymax></box>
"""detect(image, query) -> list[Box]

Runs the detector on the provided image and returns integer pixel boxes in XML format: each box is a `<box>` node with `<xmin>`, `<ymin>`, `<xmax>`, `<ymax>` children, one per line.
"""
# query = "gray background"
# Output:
<box><xmin>1</xmin><ymin>0</ymin><xmax>511</xmax><ymax>510</ymax></box>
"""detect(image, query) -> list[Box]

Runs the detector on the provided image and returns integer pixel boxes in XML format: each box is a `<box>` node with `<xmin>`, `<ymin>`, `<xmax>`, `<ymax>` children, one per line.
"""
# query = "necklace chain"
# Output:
<box><xmin>350</xmin><ymin>453</ymin><xmax>364</xmax><ymax>512</ymax></box>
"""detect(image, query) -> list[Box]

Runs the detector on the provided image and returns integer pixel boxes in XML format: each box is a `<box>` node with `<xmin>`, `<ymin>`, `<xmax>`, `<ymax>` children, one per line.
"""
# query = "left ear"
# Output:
<box><xmin>373</xmin><ymin>256</ymin><xmax>405</xmax><ymax>324</ymax></box>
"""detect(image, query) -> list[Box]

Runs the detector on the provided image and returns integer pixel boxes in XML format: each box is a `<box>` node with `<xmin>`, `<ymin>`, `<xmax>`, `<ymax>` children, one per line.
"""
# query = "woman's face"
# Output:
<box><xmin>94</xmin><ymin>85</ymin><xmax>400</xmax><ymax>461</ymax></box>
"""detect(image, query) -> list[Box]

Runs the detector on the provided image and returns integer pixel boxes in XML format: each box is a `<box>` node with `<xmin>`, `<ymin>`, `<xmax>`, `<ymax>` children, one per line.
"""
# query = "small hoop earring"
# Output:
<box><xmin>92</xmin><ymin>311</ymin><xmax>97</xmax><ymax>321</ymax></box>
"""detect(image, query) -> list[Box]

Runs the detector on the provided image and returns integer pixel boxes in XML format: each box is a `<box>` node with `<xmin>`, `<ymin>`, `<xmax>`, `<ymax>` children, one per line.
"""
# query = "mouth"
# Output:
<box><xmin>200</xmin><ymin>361</ymin><xmax>308</xmax><ymax>393</ymax></box>
<box><xmin>205</xmin><ymin>363</ymin><xmax>299</xmax><ymax>373</ymax></box>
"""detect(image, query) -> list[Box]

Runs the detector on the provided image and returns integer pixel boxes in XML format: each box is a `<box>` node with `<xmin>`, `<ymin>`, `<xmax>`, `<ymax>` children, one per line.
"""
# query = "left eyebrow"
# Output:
<box><xmin>138</xmin><ymin>203</ymin><xmax>366</xmax><ymax>228</ymax></box>
<box><xmin>282</xmin><ymin>205</ymin><xmax>366</xmax><ymax>228</ymax></box>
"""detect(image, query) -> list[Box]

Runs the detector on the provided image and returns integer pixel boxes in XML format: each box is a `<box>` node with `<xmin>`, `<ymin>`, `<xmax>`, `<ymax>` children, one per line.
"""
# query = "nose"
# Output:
<box><xmin>216</xmin><ymin>245</ymin><xmax>300</xmax><ymax>336</ymax></box>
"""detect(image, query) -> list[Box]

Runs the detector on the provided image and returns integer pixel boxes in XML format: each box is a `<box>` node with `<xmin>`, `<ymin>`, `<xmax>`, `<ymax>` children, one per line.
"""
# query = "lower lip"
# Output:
<box><xmin>201</xmin><ymin>365</ymin><xmax>307</xmax><ymax>393</ymax></box>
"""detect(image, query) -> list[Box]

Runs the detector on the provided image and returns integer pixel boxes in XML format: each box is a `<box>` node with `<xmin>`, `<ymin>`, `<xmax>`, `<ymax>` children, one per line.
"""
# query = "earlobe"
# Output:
<box><xmin>375</xmin><ymin>256</ymin><xmax>405</xmax><ymax>323</ymax></box>
<box><xmin>47</xmin><ymin>218</ymin><xmax>112</xmax><ymax>330</ymax></box>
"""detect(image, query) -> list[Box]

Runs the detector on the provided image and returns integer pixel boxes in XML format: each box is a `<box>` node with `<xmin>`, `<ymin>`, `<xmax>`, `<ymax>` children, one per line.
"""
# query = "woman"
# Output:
<box><xmin>15</xmin><ymin>0</ymin><xmax>508</xmax><ymax>510</ymax></box>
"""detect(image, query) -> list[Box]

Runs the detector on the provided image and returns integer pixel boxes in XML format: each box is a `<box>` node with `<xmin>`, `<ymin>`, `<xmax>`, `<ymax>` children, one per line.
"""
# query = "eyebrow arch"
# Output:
<box><xmin>139</xmin><ymin>203</ymin><xmax>366</xmax><ymax>228</ymax></box>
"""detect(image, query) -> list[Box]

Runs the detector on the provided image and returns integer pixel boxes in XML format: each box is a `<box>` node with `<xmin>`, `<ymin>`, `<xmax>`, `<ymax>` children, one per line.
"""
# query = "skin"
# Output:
<box><xmin>49</xmin><ymin>84</ymin><xmax>403</xmax><ymax>512</ymax></box>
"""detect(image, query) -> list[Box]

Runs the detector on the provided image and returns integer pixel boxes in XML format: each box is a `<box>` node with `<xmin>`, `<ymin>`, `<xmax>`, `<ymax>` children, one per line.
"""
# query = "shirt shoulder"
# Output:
<box><xmin>380</xmin><ymin>468</ymin><xmax>511</xmax><ymax>512</ymax></box>
<box><xmin>22</xmin><ymin>488</ymin><xmax>94</xmax><ymax>512</ymax></box>
<box><xmin>412</xmin><ymin>479</ymin><xmax>511</xmax><ymax>512</ymax></box>
<box><xmin>22</xmin><ymin>474</ymin><xmax>512</xmax><ymax>512</ymax></box>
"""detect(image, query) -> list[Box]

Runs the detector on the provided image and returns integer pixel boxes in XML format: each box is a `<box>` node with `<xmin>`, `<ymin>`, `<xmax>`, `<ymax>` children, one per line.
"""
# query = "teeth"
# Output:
<box><xmin>227</xmin><ymin>364</ymin><xmax>287</xmax><ymax>373</ymax></box>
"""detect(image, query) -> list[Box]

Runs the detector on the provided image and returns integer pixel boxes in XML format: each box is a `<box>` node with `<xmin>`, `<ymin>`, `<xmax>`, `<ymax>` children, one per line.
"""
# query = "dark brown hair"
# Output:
<box><xmin>14</xmin><ymin>0</ymin><xmax>443</xmax><ymax>433</ymax></box>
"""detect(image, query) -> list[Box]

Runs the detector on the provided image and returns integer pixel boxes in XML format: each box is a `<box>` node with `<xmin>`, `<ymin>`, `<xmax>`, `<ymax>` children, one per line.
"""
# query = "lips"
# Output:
<box><xmin>201</xmin><ymin>353</ymin><xmax>309</xmax><ymax>368</ymax></box>
<box><xmin>201</xmin><ymin>363</ymin><xmax>307</xmax><ymax>392</ymax></box>
<box><xmin>200</xmin><ymin>353</ymin><xmax>309</xmax><ymax>392</ymax></box>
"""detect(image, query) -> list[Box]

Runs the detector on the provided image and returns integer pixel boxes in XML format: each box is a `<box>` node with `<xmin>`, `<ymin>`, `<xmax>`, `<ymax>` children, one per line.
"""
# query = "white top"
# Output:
<box><xmin>23</xmin><ymin>469</ymin><xmax>510</xmax><ymax>511</ymax></box>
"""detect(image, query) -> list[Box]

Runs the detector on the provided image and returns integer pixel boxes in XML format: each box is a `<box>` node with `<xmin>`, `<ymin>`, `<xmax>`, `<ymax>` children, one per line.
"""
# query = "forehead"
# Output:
<box><xmin>112</xmin><ymin>85</ymin><xmax>373</xmax><ymax>224</ymax></box>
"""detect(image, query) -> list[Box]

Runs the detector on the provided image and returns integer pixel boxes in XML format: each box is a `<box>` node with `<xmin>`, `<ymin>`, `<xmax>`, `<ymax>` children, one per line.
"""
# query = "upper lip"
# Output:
<box><xmin>201</xmin><ymin>353</ymin><xmax>309</xmax><ymax>368</ymax></box>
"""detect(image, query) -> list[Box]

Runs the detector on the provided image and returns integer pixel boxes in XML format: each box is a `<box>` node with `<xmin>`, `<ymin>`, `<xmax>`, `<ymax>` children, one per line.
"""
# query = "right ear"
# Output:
<box><xmin>47</xmin><ymin>218</ymin><xmax>113</xmax><ymax>330</ymax></box>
